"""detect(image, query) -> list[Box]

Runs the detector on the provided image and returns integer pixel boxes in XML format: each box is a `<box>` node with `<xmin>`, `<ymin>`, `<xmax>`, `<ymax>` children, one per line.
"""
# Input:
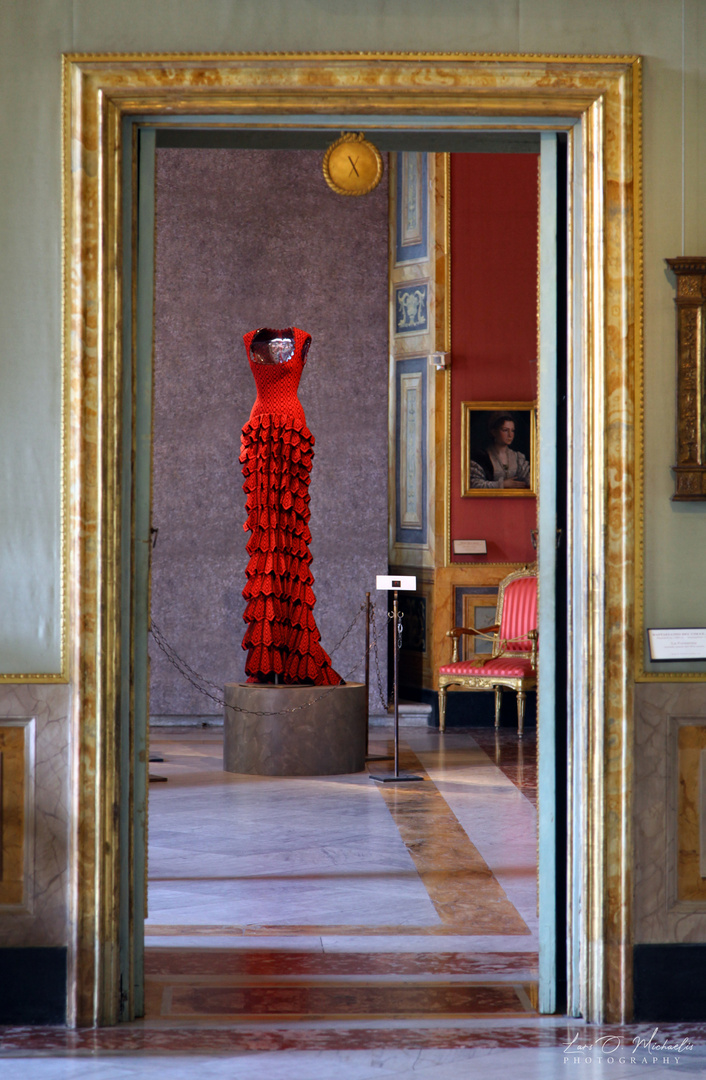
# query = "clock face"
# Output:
<box><xmin>323</xmin><ymin>134</ymin><xmax>384</xmax><ymax>196</ymax></box>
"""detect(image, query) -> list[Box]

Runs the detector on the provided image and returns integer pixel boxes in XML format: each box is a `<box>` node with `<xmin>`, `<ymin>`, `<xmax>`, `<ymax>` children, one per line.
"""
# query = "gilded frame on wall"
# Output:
<box><xmin>63</xmin><ymin>52</ymin><xmax>641</xmax><ymax>1027</ymax></box>
<box><xmin>461</xmin><ymin>400</ymin><xmax>537</xmax><ymax>497</ymax></box>
<box><xmin>665</xmin><ymin>257</ymin><xmax>706</xmax><ymax>502</ymax></box>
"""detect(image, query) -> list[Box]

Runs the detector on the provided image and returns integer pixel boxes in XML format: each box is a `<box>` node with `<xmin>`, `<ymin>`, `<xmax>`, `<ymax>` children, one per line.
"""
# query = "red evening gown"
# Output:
<box><xmin>240</xmin><ymin>327</ymin><xmax>342</xmax><ymax>686</ymax></box>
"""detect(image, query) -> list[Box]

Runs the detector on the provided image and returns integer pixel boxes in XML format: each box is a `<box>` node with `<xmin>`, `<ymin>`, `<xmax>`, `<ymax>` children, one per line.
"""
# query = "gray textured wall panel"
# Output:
<box><xmin>150</xmin><ymin>148</ymin><xmax>389</xmax><ymax>715</ymax></box>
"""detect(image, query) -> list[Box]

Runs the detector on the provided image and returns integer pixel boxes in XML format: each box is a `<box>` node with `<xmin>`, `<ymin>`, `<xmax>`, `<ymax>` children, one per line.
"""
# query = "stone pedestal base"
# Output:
<box><xmin>223</xmin><ymin>682</ymin><xmax>367</xmax><ymax>776</ymax></box>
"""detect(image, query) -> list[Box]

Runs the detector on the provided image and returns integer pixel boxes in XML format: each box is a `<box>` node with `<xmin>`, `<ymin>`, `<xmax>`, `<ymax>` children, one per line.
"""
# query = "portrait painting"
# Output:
<box><xmin>461</xmin><ymin>402</ymin><xmax>536</xmax><ymax>497</ymax></box>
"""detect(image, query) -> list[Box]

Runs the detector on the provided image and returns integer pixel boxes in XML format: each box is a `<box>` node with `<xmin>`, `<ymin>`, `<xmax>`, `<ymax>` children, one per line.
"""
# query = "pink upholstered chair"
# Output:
<box><xmin>438</xmin><ymin>564</ymin><xmax>538</xmax><ymax>736</ymax></box>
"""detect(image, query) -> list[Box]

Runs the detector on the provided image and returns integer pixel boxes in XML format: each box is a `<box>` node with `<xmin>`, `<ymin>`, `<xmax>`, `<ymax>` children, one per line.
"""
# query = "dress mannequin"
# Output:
<box><xmin>240</xmin><ymin>327</ymin><xmax>342</xmax><ymax>686</ymax></box>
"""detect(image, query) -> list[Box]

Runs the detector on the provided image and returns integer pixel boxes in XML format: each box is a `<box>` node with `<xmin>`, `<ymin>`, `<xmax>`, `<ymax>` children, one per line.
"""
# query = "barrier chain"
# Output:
<box><xmin>368</xmin><ymin>602</ymin><xmax>390</xmax><ymax>710</ymax></box>
<box><xmin>149</xmin><ymin>599</ymin><xmax>388</xmax><ymax>717</ymax></box>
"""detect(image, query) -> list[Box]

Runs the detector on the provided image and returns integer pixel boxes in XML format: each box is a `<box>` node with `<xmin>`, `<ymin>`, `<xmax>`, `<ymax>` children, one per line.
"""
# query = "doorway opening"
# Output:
<box><xmin>126</xmin><ymin>127</ymin><xmax>567</xmax><ymax>1029</ymax></box>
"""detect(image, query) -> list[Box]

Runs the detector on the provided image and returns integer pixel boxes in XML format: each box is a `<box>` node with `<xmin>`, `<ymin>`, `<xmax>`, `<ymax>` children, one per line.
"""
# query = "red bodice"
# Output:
<box><xmin>243</xmin><ymin>326</ymin><xmax>311</xmax><ymax>425</ymax></box>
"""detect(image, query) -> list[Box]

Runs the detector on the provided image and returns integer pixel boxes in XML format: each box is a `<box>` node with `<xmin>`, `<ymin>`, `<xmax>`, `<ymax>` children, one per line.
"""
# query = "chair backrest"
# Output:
<box><xmin>494</xmin><ymin>567</ymin><xmax>538</xmax><ymax>654</ymax></box>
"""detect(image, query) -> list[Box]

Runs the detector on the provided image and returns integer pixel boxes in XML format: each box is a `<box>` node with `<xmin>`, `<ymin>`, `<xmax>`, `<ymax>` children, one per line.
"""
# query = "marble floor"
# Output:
<box><xmin>2</xmin><ymin>725</ymin><xmax>705</xmax><ymax>1076</ymax></box>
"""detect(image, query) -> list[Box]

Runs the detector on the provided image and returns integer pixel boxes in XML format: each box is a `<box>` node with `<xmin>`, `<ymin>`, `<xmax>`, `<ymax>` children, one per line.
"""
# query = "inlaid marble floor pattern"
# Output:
<box><xmin>141</xmin><ymin>726</ymin><xmax>538</xmax><ymax>1032</ymax></box>
<box><xmin>4</xmin><ymin>726</ymin><xmax>705</xmax><ymax>1076</ymax></box>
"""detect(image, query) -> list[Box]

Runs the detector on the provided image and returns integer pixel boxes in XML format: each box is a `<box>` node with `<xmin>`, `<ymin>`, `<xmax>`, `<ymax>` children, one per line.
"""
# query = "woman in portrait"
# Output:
<box><xmin>469</xmin><ymin>411</ymin><xmax>530</xmax><ymax>490</ymax></box>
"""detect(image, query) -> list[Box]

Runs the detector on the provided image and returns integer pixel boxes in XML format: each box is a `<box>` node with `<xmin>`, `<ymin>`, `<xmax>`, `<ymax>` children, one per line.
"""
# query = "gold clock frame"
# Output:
<box><xmin>63</xmin><ymin>52</ymin><xmax>642</xmax><ymax>1026</ymax></box>
<box><xmin>323</xmin><ymin>131</ymin><xmax>384</xmax><ymax>196</ymax></box>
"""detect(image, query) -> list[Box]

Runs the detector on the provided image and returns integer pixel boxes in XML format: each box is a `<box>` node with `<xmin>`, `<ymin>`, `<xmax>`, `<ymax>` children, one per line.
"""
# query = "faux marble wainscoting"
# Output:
<box><xmin>634</xmin><ymin>683</ymin><xmax>706</xmax><ymax>943</ymax></box>
<box><xmin>0</xmin><ymin>685</ymin><xmax>69</xmax><ymax>947</ymax></box>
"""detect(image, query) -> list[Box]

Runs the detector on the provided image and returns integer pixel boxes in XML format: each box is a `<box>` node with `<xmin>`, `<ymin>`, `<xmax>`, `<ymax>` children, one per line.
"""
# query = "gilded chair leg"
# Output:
<box><xmin>439</xmin><ymin>687</ymin><xmax>447</xmax><ymax>733</ymax></box>
<box><xmin>494</xmin><ymin>686</ymin><xmax>502</xmax><ymax>729</ymax></box>
<box><xmin>517</xmin><ymin>690</ymin><xmax>526</xmax><ymax>738</ymax></box>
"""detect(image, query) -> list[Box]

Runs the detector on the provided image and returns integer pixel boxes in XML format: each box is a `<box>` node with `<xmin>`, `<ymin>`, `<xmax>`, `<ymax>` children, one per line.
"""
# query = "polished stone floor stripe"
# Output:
<box><xmin>370</xmin><ymin>742</ymin><xmax>529</xmax><ymax>935</ymax></box>
<box><xmin>144</xmin><ymin>948</ymin><xmax>539</xmax><ymax>977</ymax></box>
<box><xmin>157</xmin><ymin>982</ymin><xmax>534</xmax><ymax>1020</ymax></box>
<box><xmin>2</xmin><ymin>1021</ymin><xmax>704</xmax><ymax>1055</ymax></box>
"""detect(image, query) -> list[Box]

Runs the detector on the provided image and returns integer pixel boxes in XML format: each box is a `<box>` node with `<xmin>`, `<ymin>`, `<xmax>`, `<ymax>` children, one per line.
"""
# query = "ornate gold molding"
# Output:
<box><xmin>666</xmin><ymin>257</ymin><xmax>706</xmax><ymax>501</ymax></box>
<box><xmin>637</xmin><ymin>258</ymin><xmax>706</xmax><ymax>681</ymax></box>
<box><xmin>63</xmin><ymin>51</ymin><xmax>641</xmax><ymax>1026</ymax></box>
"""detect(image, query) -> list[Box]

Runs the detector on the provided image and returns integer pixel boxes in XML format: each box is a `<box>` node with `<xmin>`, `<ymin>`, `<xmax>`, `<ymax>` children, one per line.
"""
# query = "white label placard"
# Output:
<box><xmin>648</xmin><ymin>628</ymin><xmax>706</xmax><ymax>661</ymax></box>
<box><xmin>453</xmin><ymin>540</ymin><xmax>487</xmax><ymax>555</ymax></box>
<box><xmin>376</xmin><ymin>575</ymin><xmax>417</xmax><ymax>592</ymax></box>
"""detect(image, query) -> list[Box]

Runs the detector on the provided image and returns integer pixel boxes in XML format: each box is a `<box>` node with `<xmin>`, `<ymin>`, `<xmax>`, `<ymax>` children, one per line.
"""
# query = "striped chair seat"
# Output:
<box><xmin>439</xmin><ymin>657</ymin><xmax>535</xmax><ymax>678</ymax></box>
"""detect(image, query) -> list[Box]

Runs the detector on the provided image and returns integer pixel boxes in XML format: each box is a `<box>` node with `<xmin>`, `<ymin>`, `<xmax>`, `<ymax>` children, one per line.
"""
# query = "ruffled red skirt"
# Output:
<box><xmin>240</xmin><ymin>413</ymin><xmax>342</xmax><ymax>685</ymax></box>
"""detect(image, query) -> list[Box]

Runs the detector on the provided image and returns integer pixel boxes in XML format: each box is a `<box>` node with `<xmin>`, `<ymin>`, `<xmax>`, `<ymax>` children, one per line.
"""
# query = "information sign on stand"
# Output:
<box><xmin>369</xmin><ymin>576</ymin><xmax>424</xmax><ymax>784</ymax></box>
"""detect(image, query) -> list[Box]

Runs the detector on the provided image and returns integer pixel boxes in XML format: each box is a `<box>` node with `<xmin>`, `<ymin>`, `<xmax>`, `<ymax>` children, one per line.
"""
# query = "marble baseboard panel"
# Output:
<box><xmin>369</xmin><ymin>703</ymin><xmax>434</xmax><ymax>728</ymax></box>
<box><xmin>151</xmin><ymin>712</ymin><xmax>431</xmax><ymax>730</ymax></box>
<box><xmin>634</xmin><ymin>683</ymin><xmax>706</xmax><ymax>943</ymax></box>
<box><xmin>0</xmin><ymin>685</ymin><xmax>69</xmax><ymax>947</ymax></box>
<box><xmin>151</xmin><ymin>715</ymin><xmax>223</xmax><ymax>728</ymax></box>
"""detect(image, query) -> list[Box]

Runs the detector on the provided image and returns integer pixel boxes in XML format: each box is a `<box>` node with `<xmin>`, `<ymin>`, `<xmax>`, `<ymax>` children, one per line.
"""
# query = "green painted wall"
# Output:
<box><xmin>1</xmin><ymin>0</ymin><xmax>705</xmax><ymax>673</ymax></box>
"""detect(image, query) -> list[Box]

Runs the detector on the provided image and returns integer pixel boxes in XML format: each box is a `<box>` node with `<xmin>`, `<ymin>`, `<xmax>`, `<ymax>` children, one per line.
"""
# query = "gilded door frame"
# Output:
<box><xmin>63</xmin><ymin>52</ymin><xmax>642</xmax><ymax>1025</ymax></box>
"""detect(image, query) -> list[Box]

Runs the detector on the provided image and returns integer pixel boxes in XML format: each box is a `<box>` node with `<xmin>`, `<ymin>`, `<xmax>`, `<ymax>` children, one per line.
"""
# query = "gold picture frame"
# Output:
<box><xmin>461</xmin><ymin>401</ymin><xmax>537</xmax><ymax>497</ymax></box>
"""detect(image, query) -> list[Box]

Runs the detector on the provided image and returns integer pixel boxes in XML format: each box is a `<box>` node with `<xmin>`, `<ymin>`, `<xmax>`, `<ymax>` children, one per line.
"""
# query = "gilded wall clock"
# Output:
<box><xmin>323</xmin><ymin>132</ymin><xmax>384</xmax><ymax>196</ymax></box>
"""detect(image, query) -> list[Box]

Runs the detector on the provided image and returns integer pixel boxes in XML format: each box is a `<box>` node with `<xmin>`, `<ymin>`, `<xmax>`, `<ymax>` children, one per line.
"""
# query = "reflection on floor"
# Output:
<box><xmin>3</xmin><ymin>726</ymin><xmax>706</xmax><ymax>1076</ymax></box>
<box><xmin>470</xmin><ymin>727</ymin><xmax>537</xmax><ymax>808</ymax></box>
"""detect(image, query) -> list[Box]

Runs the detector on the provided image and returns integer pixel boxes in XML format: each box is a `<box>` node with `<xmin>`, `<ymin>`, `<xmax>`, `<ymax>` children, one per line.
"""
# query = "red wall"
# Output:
<box><xmin>450</xmin><ymin>154</ymin><xmax>538</xmax><ymax>564</ymax></box>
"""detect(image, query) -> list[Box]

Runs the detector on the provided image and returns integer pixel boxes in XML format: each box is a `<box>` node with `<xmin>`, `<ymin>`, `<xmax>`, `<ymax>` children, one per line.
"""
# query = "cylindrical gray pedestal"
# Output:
<box><xmin>223</xmin><ymin>682</ymin><xmax>367</xmax><ymax>776</ymax></box>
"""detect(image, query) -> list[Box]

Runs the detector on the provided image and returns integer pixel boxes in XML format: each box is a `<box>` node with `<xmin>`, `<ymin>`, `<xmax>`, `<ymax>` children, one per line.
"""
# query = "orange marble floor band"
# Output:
<box><xmin>371</xmin><ymin>742</ymin><xmax>530</xmax><ymax>935</ymax></box>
